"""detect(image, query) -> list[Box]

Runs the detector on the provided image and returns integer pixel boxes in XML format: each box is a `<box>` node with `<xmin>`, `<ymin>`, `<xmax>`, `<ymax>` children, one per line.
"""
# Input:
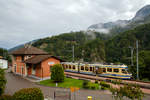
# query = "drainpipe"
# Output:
<box><xmin>42</xmin><ymin>67</ymin><xmax>43</xmax><ymax>80</ymax></box>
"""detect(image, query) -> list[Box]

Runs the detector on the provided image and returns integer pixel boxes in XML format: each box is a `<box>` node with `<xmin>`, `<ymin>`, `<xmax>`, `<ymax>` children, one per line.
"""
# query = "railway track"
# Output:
<box><xmin>64</xmin><ymin>72</ymin><xmax>150</xmax><ymax>94</ymax></box>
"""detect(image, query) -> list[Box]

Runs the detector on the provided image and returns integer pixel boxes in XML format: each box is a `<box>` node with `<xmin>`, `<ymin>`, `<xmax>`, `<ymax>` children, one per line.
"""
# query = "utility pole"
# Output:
<box><xmin>129</xmin><ymin>46</ymin><xmax>134</xmax><ymax>66</ymax></box>
<box><xmin>131</xmin><ymin>48</ymin><xmax>134</xmax><ymax>66</ymax></box>
<box><xmin>72</xmin><ymin>45</ymin><xmax>74</xmax><ymax>62</ymax></box>
<box><xmin>136</xmin><ymin>40</ymin><xmax>139</xmax><ymax>80</ymax></box>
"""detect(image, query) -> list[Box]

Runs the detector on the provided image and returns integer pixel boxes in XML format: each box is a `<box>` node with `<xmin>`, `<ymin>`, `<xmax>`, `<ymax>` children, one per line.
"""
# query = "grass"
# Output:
<box><xmin>39</xmin><ymin>78</ymin><xmax>85</xmax><ymax>88</ymax></box>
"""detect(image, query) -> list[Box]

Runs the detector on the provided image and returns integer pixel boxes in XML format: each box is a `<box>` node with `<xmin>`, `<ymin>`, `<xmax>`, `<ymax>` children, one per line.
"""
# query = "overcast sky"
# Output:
<box><xmin>0</xmin><ymin>0</ymin><xmax>150</xmax><ymax>49</ymax></box>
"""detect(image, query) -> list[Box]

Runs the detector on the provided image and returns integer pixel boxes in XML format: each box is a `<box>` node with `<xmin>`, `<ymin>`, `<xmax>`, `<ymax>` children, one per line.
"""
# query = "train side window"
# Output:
<box><xmin>73</xmin><ymin>65</ymin><xmax>75</xmax><ymax>69</ymax></box>
<box><xmin>62</xmin><ymin>64</ymin><xmax>65</xmax><ymax>69</ymax></box>
<box><xmin>103</xmin><ymin>68</ymin><xmax>106</xmax><ymax>72</ymax></box>
<box><xmin>90</xmin><ymin>67</ymin><xmax>93</xmax><ymax>71</ymax></box>
<box><xmin>85</xmin><ymin>67</ymin><xmax>88</xmax><ymax>71</ymax></box>
<box><xmin>107</xmin><ymin>68</ymin><xmax>112</xmax><ymax>72</ymax></box>
<box><xmin>69</xmin><ymin>65</ymin><xmax>72</xmax><ymax>69</ymax></box>
<box><xmin>81</xmin><ymin>66</ymin><xmax>84</xmax><ymax>70</ymax></box>
<box><xmin>114</xmin><ymin>69</ymin><xmax>119</xmax><ymax>73</ymax></box>
<box><xmin>66</xmin><ymin>65</ymin><xmax>68</xmax><ymax>69</ymax></box>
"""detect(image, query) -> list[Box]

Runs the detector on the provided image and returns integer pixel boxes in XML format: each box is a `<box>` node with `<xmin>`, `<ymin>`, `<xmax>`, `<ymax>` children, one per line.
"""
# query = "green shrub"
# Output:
<box><xmin>110</xmin><ymin>84</ymin><xmax>144</xmax><ymax>100</ymax></box>
<box><xmin>13</xmin><ymin>88</ymin><xmax>44</xmax><ymax>100</ymax></box>
<box><xmin>51</xmin><ymin>64</ymin><xmax>65</xmax><ymax>82</ymax></box>
<box><xmin>0</xmin><ymin>94</ymin><xmax>13</xmax><ymax>100</ymax></box>
<box><xmin>88</xmin><ymin>83</ymin><xmax>99</xmax><ymax>90</ymax></box>
<box><xmin>0</xmin><ymin>68</ymin><xmax>7</xmax><ymax>96</ymax></box>
<box><xmin>82</xmin><ymin>80</ymin><xmax>99</xmax><ymax>90</ymax></box>
<box><xmin>100</xmin><ymin>81</ymin><xmax>110</xmax><ymax>90</ymax></box>
<box><xmin>95</xmin><ymin>80</ymin><xmax>99</xmax><ymax>84</ymax></box>
<box><xmin>111</xmin><ymin>79</ymin><xmax>122</xmax><ymax>85</ymax></box>
<box><xmin>82</xmin><ymin>80</ymin><xmax>89</xmax><ymax>89</ymax></box>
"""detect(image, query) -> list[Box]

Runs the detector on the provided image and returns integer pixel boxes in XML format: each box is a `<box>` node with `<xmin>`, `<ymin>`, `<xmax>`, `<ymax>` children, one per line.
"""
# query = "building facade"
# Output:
<box><xmin>0</xmin><ymin>57</ymin><xmax>8</xmax><ymax>69</ymax></box>
<box><xmin>11</xmin><ymin>46</ymin><xmax>62</xmax><ymax>79</ymax></box>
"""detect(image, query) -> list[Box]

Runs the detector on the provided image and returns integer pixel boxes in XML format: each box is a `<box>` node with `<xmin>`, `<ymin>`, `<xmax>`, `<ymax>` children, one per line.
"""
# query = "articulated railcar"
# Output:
<box><xmin>61</xmin><ymin>62</ymin><xmax>132</xmax><ymax>79</ymax></box>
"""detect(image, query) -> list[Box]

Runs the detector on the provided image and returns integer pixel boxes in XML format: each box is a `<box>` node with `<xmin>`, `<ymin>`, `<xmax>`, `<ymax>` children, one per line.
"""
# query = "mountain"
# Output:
<box><xmin>132</xmin><ymin>5</ymin><xmax>150</xmax><ymax>21</ymax></box>
<box><xmin>88</xmin><ymin>5</ymin><xmax>150</xmax><ymax>35</ymax></box>
<box><xmin>8</xmin><ymin>39</ymin><xmax>39</xmax><ymax>52</ymax></box>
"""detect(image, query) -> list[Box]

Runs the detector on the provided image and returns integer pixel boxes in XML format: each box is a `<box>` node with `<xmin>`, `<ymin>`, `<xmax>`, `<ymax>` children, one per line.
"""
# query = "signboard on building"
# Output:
<box><xmin>48</xmin><ymin>62</ymin><xmax>55</xmax><ymax>65</ymax></box>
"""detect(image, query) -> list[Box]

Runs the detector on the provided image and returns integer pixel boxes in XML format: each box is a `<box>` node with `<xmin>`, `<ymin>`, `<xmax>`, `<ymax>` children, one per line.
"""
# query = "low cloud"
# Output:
<box><xmin>0</xmin><ymin>0</ymin><xmax>150</xmax><ymax>49</ymax></box>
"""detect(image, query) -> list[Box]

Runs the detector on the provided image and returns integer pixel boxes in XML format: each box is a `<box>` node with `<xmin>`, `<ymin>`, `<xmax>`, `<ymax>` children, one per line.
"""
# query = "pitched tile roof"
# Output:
<box><xmin>11</xmin><ymin>46</ymin><xmax>48</xmax><ymax>55</ymax></box>
<box><xmin>24</xmin><ymin>55</ymin><xmax>63</xmax><ymax>64</ymax></box>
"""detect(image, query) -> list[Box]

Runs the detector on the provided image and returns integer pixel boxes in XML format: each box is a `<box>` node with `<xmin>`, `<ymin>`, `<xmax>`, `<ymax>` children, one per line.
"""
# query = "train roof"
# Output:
<box><xmin>61</xmin><ymin>62</ymin><xmax>128</xmax><ymax>68</ymax></box>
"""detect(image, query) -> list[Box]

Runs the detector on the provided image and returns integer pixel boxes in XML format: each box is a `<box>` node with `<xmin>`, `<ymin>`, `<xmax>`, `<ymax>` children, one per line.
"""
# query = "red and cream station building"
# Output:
<box><xmin>11</xmin><ymin>46</ymin><xmax>62</xmax><ymax>79</ymax></box>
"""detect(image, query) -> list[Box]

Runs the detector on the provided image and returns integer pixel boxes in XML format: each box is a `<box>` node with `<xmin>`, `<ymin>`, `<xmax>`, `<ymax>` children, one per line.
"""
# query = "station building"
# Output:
<box><xmin>11</xmin><ymin>46</ymin><xmax>62</xmax><ymax>79</ymax></box>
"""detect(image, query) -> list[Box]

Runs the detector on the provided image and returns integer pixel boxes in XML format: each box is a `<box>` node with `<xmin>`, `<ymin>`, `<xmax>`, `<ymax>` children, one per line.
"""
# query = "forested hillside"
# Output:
<box><xmin>33</xmin><ymin>23</ymin><xmax>150</xmax><ymax>79</ymax></box>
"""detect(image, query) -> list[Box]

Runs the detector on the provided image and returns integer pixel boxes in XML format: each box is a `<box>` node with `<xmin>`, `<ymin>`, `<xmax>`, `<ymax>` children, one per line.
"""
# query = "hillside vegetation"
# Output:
<box><xmin>33</xmin><ymin>23</ymin><xmax>150</xmax><ymax>79</ymax></box>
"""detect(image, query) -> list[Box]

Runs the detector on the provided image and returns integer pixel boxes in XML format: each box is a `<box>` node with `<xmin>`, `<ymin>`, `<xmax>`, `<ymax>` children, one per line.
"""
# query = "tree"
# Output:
<box><xmin>0</xmin><ymin>68</ymin><xmax>7</xmax><ymax>96</ymax></box>
<box><xmin>110</xmin><ymin>84</ymin><xmax>144</xmax><ymax>100</ymax></box>
<box><xmin>51</xmin><ymin>64</ymin><xmax>65</xmax><ymax>82</ymax></box>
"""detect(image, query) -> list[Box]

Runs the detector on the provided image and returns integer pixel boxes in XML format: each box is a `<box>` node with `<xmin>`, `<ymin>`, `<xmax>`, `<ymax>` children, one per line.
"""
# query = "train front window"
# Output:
<box><xmin>107</xmin><ymin>68</ymin><xmax>112</xmax><ymax>72</ymax></box>
<box><xmin>122</xmin><ymin>69</ymin><xmax>127</xmax><ymax>74</ymax></box>
<box><xmin>114</xmin><ymin>69</ymin><xmax>119</xmax><ymax>73</ymax></box>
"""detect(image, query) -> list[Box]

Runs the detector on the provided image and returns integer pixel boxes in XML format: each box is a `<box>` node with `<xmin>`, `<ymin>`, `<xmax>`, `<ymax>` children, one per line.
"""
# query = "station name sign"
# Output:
<box><xmin>48</xmin><ymin>62</ymin><xmax>55</xmax><ymax>65</ymax></box>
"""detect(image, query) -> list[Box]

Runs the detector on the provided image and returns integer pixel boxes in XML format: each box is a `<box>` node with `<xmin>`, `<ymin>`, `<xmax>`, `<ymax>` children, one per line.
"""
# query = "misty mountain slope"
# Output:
<box><xmin>106</xmin><ymin>23</ymin><xmax>150</xmax><ymax>63</ymax></box>
<box><xmin>88</xmin><ymin>5</ymin><xmax>150</xmax><ymax>35</ymax></box>
<box><xmin>32</xmin><ymin>31</ymin><xmax>107</xmax><ymax>62</ymax></box>
<box><xmin>132</xmin><ymin>5</ymin><xmax>150</xmax><ymax>21</ymax></box>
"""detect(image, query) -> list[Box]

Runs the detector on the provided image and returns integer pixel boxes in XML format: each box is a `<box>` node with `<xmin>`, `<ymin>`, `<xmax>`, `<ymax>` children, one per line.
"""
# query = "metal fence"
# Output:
<box><xmin>54</xmin><ymin>90</ymin><xmax>71</xmax><ymax>100</ymax></box>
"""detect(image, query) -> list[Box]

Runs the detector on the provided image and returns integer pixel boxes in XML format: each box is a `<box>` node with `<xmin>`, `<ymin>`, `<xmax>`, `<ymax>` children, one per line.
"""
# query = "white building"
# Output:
<box><xmin>0</xmin><ymin>58</ymin><xmax>8</xmax><ymax>69</ymax></box>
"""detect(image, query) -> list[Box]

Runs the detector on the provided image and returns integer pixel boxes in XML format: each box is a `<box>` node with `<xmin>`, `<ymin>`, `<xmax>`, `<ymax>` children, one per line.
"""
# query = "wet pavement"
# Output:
<box><xmin>5</xmin><ymin>72</ymin><xmax>150</xmax><ymax>100</ymax></box>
